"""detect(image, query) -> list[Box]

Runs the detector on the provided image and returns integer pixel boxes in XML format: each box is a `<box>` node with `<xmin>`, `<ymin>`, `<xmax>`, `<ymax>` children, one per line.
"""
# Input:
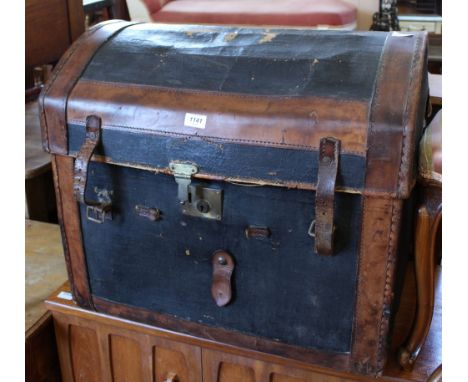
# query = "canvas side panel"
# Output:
<box><xmin>78</xmin><ymin>162</ymin><xmax>362</xmax><ymax>354</ymax></box>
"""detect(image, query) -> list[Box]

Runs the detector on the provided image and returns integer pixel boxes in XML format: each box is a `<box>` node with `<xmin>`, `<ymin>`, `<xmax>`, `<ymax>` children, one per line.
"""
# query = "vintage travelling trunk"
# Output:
<box><xmin>40</xmin><ymin>21</ymin><xmax>428</xmax><ymax>375</ymax></box>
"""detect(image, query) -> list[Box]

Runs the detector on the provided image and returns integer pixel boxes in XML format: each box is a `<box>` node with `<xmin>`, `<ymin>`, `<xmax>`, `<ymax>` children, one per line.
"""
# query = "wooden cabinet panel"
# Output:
<box><xmin>52</xmin><ymin>310</ymin><xmax>202</xmax><ymax>382</ymax></box>
<box><xmin>46</xmin><ymin>278</ymin><xmax>441</xmax><ymax>382</ymax></box>
<box><xmin>155</xmin><ymin>344</ymin><xmax>200</xmax><ymax>382</ymax></box>
<box><xmin>202</xmin><ymin>349</ymin><xmax>353</xmax><ymax>382</ymax></box>
<box><xmin>25</xmin><ymin>0</ymin><xmax>85</xmax><ymax>87</ymax></box>
<box><xmin>69</xmin><ymin>325</ymin><xmax>103</xmax><ymax>382</ymax></box>
<box><xmin>218</xmin><ymin>363</ymin><xmax>256</xmax><ymax>382</ymax></box>
<box><xmin>110</xmin><ymin>335</ymin><xmax>144</xmax><ymax>381</ymax></box>
<box><xmin>26</xmin><ymin>0</ymin><xmax>71</xmax><ymax>67</ymax></box>
<box><xmin>271</xmin><ymin>375</ymin><xmax>308</xmax><ymax>382</ymax></box>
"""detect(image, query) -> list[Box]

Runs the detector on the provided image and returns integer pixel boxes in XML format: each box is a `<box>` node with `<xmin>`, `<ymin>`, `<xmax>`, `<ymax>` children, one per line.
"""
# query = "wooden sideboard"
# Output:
<box><xmin>45</xmin><ymin>264</ymin><xmax>441</xmax><ymax>382</ymax></box>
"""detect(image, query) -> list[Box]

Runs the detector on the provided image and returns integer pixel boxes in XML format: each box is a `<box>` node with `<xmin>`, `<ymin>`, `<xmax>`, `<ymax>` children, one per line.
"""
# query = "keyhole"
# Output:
<box><xmin>196</xmin><ymin>200</ymin><xmax>210</xmax><ymax>213</ymax></box>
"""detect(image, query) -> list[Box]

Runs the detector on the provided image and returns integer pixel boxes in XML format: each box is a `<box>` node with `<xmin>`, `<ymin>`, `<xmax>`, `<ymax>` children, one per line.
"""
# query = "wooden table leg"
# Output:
<box><xmin>398</xmin><ymin>182</ymin><xmax>441</xmax><ymax>371</ymax></box>
<box><xmin>427</xmin><ymin>364</ymin><xmax>442</xmax><ymax>382</ymax></box>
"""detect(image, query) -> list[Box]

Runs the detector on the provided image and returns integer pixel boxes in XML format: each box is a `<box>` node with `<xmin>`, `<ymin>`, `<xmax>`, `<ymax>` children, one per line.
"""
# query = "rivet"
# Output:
<box><xmin>218</xmin><ymin>255</ymin><xmax>227</xmax><ymax>265</ymax></box>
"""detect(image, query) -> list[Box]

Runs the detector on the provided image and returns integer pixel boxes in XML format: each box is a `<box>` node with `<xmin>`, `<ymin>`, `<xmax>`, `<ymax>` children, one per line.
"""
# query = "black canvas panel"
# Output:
<box><xmin>81</xmin><ymin>162</ymin><xmax>362</xmax><ymax>353</ymax></box>
<box><xmin>68</xmin><ymin>123</ymin><xmax>366</xmax><ymax>191</ymax></box>
<box><xmin>81</xmin><ymin>24</ymin><xmax>387</xmax><ymax>99</ymax></box>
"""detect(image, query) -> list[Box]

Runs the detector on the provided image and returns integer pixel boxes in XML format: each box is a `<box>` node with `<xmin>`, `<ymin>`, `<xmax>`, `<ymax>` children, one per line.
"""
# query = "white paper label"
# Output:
<box><xmin>184</xmin><ymin>113</ymin><xmax>207</xmax><ymax>129</ymax></box>
<box><xmin>57</xmin><ymin>291</ymin><xmax>73</xmax><ymax>300</ymax></box>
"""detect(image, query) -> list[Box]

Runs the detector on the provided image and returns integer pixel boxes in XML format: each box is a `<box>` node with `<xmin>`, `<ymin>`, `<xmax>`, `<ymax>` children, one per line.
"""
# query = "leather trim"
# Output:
<box><xmin>365</xmin><ymin>32</ymin><xmax>428</xmax><ymax>198</ymax></box>
<box><xmin>67</xmin><ymin>79</ymin><xmax>370</xmax><ymax>155</ymax></box>
<box><xmin>92</xmin><ymin>295</ymin><xmax>350</xmax><ymax>371</ymax></box>
<box><xmin>351</xmin><ymin>196</ymin><xmax>402</xmax><ymax>375</ymax></box>
<box><xmin>39</xmin><ymin>20</ymin><xmax>138</xmax><ymax>155</ymax></box>
<box><xmin>52</xmin><ymin>155</ymin><xmax>94</xmax><ymax>309</ymax></box>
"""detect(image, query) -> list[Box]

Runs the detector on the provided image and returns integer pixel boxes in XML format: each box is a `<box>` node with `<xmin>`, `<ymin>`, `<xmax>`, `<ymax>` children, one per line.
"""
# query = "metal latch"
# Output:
<box><xmin>169</xmin><ymin>162</ymin><xmax>198</xmax><ymax>204</ymax></box>
<box><xmin>169</xmin><ymin>161</ymin><xmax>222</xmax><ymax>220</ymax></box>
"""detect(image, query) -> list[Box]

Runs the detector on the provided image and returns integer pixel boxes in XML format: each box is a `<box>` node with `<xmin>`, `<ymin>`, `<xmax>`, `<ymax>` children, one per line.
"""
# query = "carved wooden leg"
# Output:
<box><xmin>427</xmin><ymin>364</ymin><xmax>442</xmax><ymax>382</ymax></box>
<box><xmin>398</xmin><ymin>182</ymin><xmax>441</xmax><ymax>371</ymax></box>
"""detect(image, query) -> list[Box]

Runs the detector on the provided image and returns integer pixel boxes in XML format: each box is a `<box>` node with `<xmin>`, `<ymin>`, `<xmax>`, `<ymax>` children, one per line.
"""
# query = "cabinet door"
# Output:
<box><xmin>202</xmin><ymin>349</ymin><xmax>354</xmax><ymax>382</ymax></box>
<box><xmin>53</xmin><ymin>312</ymin><xmax>202</xmax><ymax>382</ymax></box>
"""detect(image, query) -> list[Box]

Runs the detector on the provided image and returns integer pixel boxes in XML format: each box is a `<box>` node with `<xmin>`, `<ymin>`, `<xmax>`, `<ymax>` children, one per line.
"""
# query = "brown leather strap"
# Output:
<box><xmin>211</xmin><ymin>250</ymin><xmax>235</xmax><ymax>307</ymax></box>
<box><xmin>73</xmin><ymin>115</ymin><xmax>111</xmax><ymax>222</ymax></box>
<box><xmin>315</xmin><ymin>137</ymin><xmax>340</xmax><ymax>256</ymax></box>
<box><xmin>245</xmin><ymin>226</ymin><xmax>270</xmax><ymax>239</ymax></box>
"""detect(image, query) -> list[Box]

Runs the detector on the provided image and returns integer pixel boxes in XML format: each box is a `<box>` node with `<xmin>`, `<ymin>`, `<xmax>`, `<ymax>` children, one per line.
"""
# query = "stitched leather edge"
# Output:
<box><xmin>66</xmin><ymin>119</ymin><xmax>365</xmax><ymax>155</ymax></box>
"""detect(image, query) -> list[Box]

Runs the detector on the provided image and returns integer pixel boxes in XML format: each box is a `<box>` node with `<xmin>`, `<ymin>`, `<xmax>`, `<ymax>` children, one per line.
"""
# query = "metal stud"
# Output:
<box><xmin>218</xmin><ymin>255</ymin><xmax>227</xmax><ymax>265</ymax></box>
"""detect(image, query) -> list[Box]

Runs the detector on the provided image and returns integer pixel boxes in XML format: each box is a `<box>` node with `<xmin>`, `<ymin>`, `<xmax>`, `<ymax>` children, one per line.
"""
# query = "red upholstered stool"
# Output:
<box><xmin>142</xmin><ymin>0</ymin><xmax>357</xmax><ymax>29</ymax></box>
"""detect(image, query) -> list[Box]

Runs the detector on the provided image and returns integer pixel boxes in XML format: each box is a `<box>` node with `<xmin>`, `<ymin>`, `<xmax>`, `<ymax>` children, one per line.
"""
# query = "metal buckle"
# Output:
<box><xmin>308</xmin><ymin>220</ymin><xmax>316</xmax><ymax>237</ymax></box>
<box><xmin>86</xmin><ymin>205</ymin><xmax>111</xmax><ymax>224</ymax></box>
<box><xmin>169</xmin><ymin>161</ymin><xmax>198</xmax><ymax>204</ymax></box>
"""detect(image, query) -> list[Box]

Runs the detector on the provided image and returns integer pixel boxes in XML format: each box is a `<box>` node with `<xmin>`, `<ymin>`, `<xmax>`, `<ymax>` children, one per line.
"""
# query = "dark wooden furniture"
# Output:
<box><xmin>25</xmin><ymin>0</ymin><xmax>85</xmax><ymax>89</ymax></box>
<box><xmin>398</xmin><ymin>181</ymin><xmax>442</xmax><ymax>372</ymax></box>
<box><xmin>397</xmin><ymin>81</ymin><xmax>442</xmax><ymax>372</ymax></box>
<box><xmin>26</xmin><ymin>0</ymin><xmax>85</xmax><ymax>219</ymax></box>
<box><xmin>26</xmin><ymin>312</ymin><xmax>61</xmax><ymax>382</ymax></box>
<box><xmin>46</xmin><ymin>262</ymin><xmax>441</xmax><ymax>382</ymax></box>
<box><xmin>84</xmin><ymin>0</ymin><xmax>130</xmax><ymax>27</ymax></box>
<box><xmin>25</xmin><ymin>102</ymin><xmax>57</xmax><ymax>222</ymax></box>
<box><xmin>26</xmin><ymin>219</ymin><xmax>69</xmax><ymax>382</ymax></box>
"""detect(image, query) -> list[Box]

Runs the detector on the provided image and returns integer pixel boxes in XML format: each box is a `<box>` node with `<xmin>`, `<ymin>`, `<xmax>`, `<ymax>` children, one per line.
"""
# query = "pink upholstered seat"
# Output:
<box><xmin>142</xmin><ymin>0</ymin><xmax>357</xmax><ymax>29</ymax></box>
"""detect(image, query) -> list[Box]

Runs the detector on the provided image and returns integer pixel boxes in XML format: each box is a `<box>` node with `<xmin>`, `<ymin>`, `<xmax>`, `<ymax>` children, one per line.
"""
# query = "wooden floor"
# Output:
<box><xmin>25</xmin><ymin>219</ymin><xmax>67</xmax><ymax>331</ymax></box>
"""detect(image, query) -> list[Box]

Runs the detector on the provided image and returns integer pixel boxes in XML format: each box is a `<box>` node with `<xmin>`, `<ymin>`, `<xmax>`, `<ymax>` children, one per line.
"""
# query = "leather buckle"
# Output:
<box><xmin>86</xmin><ymin>205</ymin><xmax>111</xmax><ymax>224</ymax></box>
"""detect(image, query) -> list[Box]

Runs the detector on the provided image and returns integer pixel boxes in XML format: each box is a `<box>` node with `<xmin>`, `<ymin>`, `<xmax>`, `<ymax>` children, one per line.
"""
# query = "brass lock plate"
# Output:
<box><xmin>182</xmin><ymin>185</ymin><xmax>223</xmax><ymax>221</ymax></box>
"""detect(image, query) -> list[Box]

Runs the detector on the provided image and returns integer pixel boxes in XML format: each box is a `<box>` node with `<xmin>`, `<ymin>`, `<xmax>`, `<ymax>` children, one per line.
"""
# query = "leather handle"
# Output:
<box><xmin>211</xmin><ymin>250</ymin><xmax>235</xmax><ymax>307</ymax></box>
<box><xmin>314</xmin><ymin>137</ymin><xmax>340</xmax><ymax>256</ymax></box>
<box><xmin>73</xmin><ymin>115</ymin><xmax>111</xmax><ymax>223</ymax></box>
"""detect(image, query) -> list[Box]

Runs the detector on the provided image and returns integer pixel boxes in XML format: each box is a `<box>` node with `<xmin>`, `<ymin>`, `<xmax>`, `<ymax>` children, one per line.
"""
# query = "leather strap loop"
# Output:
<box><xmin>73</xmin><ymin>115</ymin><xmax>111</xmax><ymax>222</ymax></box>
<box><xmin>315</xmin><ymin>137</ymin><xmax>340</xmax><ymax>256</ymax></box>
